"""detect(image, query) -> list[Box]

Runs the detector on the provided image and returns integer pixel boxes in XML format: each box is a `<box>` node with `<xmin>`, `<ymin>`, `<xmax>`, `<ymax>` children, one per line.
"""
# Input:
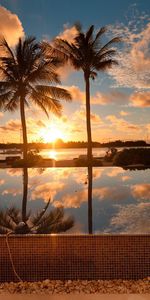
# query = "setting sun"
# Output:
<box><xmin>39</xmin><ymin>124</ymin><xmax>65</xmax><ymax>143</ymax></box>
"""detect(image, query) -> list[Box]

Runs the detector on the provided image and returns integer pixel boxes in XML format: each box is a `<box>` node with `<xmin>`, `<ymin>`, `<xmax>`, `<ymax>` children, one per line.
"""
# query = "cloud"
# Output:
<box><xmin>54</xmin><ymin>189</ymin><xmax>87</xmax><ymax>208</ymax></box>
<box><xmin>2</xmin><ymin>188</ymin><xmax>22</xmax><ymax>196</ymax></box>
<box><xmin>108</xmin><ymin>21</ymin><xmax>150</xmax><ymax>89</ymax></box>
<box><xmin>31</xmin><ymin>182</ymin><xmax>65</xmax><ymax>201</ymax></box>
<box><xmin>122</xmin><ymin>176</ymin><xmax>131</xmax><ymax>182</ymax></box>
<box><xmin>106</xmin><ymin>115</ymin><xmax>140</xmax><ymax>132</ymax></box>
<box><xmin>7</xmin><ymin>168</ymin><xmax>22</xmax><ymax>177</ymax></box>
<box><xmin>131</xmin><ymin>183</ymin><xmax>150</xmax><ymax>200</ymax></box>
<box><xmin>0</xmin><ymin>179</ymin><xmax>5</xmax><ymax>185</ymax></box>
<box><xmin>0</xmin><ymin>112</ymin><xmax>3</xmax><ymax>118</ymax></box>
<box><xmin>64</xmin><ymin>85</ymin><xmax>129</xmax><ymax>105</ymax></box>
<box><xmin>58</xmin><ymin>25</ymin><xmax>78</xmax><ymax>43</ymax></box>
<box><xmin>74</xmin><ymin>108</ymin><xmax>102</xmax><ymax>124</ymax></box>
<box><xmin>106</xmin><ymin>168</ymin><xmax>125</xmax><ymax>177</ymax></box>
<box><xmin>0</xmin><ymin>5</ymin><xmax>24</xmax><ymax>47</ymax></box>
<box><xmin>93</xmin><ymin>186</ymin><xmax>129</xmax><ymax>202</ymax></box>
<box><xmin>0</xmin><ymin>119</ymin><xmax>21</xmax><ymax>132</ymax></box>
<box><xmin>119</xmin><ymin>111</ymin><xmax>130</xmax><ymax>116</ymax></box>
<box><xmin>55</xmin><ymin>25</ymin><xmax>78</xmax><ymax>80</ymax></box>
<box><xmin>109</xmin><ymin>203</ymin><xmax>150</xmax><ymax>233</ymax></box>
<box><xmin>130</xmin><ymin>91</ymin><xmax>150</xmax><ymax>107</ymax></box>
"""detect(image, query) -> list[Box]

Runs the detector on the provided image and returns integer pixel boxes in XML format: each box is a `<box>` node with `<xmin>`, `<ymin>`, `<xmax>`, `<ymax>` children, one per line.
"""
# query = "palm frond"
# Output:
<box><xmin>96</xmin><ymin>59</ymin><xmax>118</xmax><ymax>71</ymax></box>
<box><xmin>36</xmin><ymin>207</ymin><xmax>74</xmax><ymax>234</ymax></box>
<box><xmin>0</xmin><ymin>37</ymin><xmax>16</xmax><ymax>62</ymax></box>
<box><xmin>31</xmin><ymin>198</ymin><xmax>51</xmax><ymax>226</ymax></box>
<box><xmin>35</xmin><ymin>85</ymin><xmax>72</xmax><ymax>102</ymax></box>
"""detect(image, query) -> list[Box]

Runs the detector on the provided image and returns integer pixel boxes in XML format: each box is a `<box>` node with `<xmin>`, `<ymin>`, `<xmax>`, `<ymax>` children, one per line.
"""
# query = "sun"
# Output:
<box><xmin>39</xmin><ymin>124</ymin><xmax>65</xmax><ymax>143</ymax></box>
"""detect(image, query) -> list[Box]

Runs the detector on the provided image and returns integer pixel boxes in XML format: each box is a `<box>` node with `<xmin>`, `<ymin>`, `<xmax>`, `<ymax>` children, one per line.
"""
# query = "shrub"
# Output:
<box><xmin>113</xmin><ymin>148</ymin><xmax>150</xmax><ymax>166</ymax></box>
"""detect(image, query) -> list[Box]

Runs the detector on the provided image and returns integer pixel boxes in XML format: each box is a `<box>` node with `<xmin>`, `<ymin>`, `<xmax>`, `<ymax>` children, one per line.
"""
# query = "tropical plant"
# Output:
<box><xmin>0</xmin><ymin>200</ymin><xmax>74</xmax><ymax>234</ymax></box>
<box><xmin>0</xmin><ymin>37</ymin><xmax>71</xmax><ymax>160</ymax></box>
<box><xmin>54</xmin><ymin>24</ymin><xmax>121</xmax><ymax>163</ymax></box>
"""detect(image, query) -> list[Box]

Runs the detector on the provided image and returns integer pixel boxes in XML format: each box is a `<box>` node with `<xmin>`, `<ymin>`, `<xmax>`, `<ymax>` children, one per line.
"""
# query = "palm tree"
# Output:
<box><xmin>0</xmin><ymin>37</ymin><xmax>71</xmax><ymax>160</ymax></box>
<box><xmin>0</xmin><ymin>200</ymin><xmax>74</xmax><ymax>234</ymax></box>
<box><xmin>54</xmin><ymin>24</ymin><xmax>120</xmax><ymax>163</ymax></box>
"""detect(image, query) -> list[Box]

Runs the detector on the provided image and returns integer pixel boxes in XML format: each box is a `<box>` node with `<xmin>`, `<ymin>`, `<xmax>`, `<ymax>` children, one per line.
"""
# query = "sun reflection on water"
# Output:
<box><xmin>48</xmin><ymin>150</ymin><xmax>57</xmax><ymax>160</ymax></box>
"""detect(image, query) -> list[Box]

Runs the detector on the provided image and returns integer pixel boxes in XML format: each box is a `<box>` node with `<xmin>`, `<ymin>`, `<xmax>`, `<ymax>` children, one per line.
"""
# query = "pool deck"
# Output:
<box><xmin>0</xmin><ymin>294</ymin><xmax>149</xmax><ymax>300</ymax></box>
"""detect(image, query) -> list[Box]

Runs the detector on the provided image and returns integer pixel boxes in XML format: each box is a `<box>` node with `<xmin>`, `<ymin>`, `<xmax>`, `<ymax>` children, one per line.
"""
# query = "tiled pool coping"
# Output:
<box><xmin>0</xmin><ymin>234</ymin><xmax>149</xmax><ymax>282</ymax></box>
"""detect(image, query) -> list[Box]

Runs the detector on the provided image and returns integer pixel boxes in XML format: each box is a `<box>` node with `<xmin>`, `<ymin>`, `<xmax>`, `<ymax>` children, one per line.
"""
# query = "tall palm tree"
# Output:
<box><xmin>54</xmin><ymin>24</ymin><xmax>120</xmax><ymax>163</ymax></box>
<box><xmin>0</xmin><ymin>37</ymin><xmax>71</xmax><ymax>160</ymax></box>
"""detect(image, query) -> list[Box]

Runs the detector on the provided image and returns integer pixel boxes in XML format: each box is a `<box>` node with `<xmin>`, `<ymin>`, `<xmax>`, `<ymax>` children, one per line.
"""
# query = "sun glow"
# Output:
<box><xmin>49</xmin><ymin>150</ymin><xmax>57</xmax><ymax>160</ymax></box>
<box><xmin>39</xmin><ymin>124</ymin><xmax>65</xmax><ymax>143</ymax></box>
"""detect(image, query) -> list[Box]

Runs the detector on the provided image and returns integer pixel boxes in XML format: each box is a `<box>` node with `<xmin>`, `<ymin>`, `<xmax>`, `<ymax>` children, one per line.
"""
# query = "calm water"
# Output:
<box><xmin>0</xmin><ymin>147</ymin><xmax>108</xmax><ymax>160</ymax></box>
<box><xmin>0</xmin><ymin>166</ymin><xmax>149</xmax><ymax>234</ymax></box>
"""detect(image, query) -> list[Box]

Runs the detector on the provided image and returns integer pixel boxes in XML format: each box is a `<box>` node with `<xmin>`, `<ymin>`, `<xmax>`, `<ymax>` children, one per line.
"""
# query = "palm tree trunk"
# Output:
<box><xmin>22</xmin><ymin>167</ymin><xmax>28</xmax><ymax>222</ymax></box>
<box><xmin>88</xmin><ymin>165</ymin><xmax>93</xmax><ymax>234</ymax></box>
<box><xmin>85</xmin><ymin>75</ymin><xmax>92</xmax><ymax>164</ymax></box>
<box><xmin>85</xmin><ymin>74</ymin><xmax>93</xmax><ymax>234</ymax></box>
<box><xmin>20</xmin><ymin>97</ymin><xmax>28</xmax><ymax>161</ymax></box>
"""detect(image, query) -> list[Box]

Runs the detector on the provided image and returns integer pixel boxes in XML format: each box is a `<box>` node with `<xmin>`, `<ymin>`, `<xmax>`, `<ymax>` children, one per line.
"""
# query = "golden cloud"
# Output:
<box><xmin>58</xmin><ymin>25</ymin><xmax>78</xmax><ymax>43</ymax></box>
<box><xmin>106</xmin><ymin>115</ymin><xmax>140</xmax><ymax>132</ymax></box>
<box><xmin>7</xmin><ymin>168</ymin><xmax>22</xmax><ymax>177</ymax></box>
<box><xmin>122</xmin><ymin>176</ymin><xmax>132</xmax><ymax>182</ymax></box>
<box><xmin>0</xmin><ymin>119</ymin><xmax>21</xmax><ymax>132</ymax></box>
<box><xmin>120</xmin><ymin>111</ymin><xmax>130</xmax><ymax>116</ymax></box>
<box><xmin>64</xmin><ymin>85</ymin><xmax>129</xmax><ymax>105</ymax></box>
<box><xmin>106</xmin><ymin>168</ymin><xmax>125</xmax><ymax>177</ymax></box>
<box><xmin>2</xmin><ymin>188</ymin><xmax>22</xmax><ymax>196</ymax></box>
<box><xmin>54</xmin><ymin>189</ymin><xmax>87</xmax><ymax>208</ymax></box>
<box><xmin>0</xmin><ymin>5</ymin><xmax>24</xmax><ymax>47</ymax></box>
<box><xmin>31</xmin><ymin>181</ymin><xmax>65</xmax><ymax>201</ymax></box>
<box><xmin>0</xmin><ymin>179</ymin><xmax>5</xmax><ymax>185</ymax></box>
<box><xmin>131</xmin><ymin>183</ymin><xmax>150</xmax><ymax>200</ymax></box>
<box><xmin>130</xmin><ymin>91</ymin><xmax>150</xmax><ymax>107</ymax></box>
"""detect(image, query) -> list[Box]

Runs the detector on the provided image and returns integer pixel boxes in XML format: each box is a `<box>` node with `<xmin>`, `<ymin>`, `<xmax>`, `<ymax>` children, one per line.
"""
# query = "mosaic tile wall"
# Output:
<box><xmin>0</xmin><ymin>235</ymin><xmax>149</xmax><ymax>282</ymax></box>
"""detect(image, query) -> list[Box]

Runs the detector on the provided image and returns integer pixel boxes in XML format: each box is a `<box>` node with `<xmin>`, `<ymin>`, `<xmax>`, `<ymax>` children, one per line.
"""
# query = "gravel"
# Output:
<box><xmin>0</xmin><ymin>278</ymin><xmax>149</xmax><ymax>294</ymax></box>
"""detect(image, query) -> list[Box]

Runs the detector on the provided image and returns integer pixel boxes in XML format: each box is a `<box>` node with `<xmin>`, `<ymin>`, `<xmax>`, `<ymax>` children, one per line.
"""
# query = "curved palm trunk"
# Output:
<box><xmin>85</xmin><ymin>75</ymin><xmax>92</xmax><ymax>164</ymax></box>
<box><xmin>22</xmin><ymin>167</ymin><xmax>28</xmax><ymax>222</ymax></box>
<box><xmin>20</xmin><ymin>97</ymin><xmax>28</xmax><ymax>161</ymax></box>
<box><xmin>88</xmin><ymin>165</ymin><xmax>93</xmax><ymax>234</ymax></box>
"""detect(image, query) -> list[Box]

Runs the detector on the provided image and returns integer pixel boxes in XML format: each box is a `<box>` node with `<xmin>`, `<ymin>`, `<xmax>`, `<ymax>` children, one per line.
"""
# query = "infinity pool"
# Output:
<box><xmin>0</xmin><ymin>167</ymin><xmax>149</xmax><ymax>234</ymax></box>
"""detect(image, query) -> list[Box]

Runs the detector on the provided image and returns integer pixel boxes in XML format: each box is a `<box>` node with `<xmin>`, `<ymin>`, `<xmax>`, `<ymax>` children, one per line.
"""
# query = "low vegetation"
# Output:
<box><xmin>113</xmin><ymin>148</ymin><xmax>150</xmax><ymax>166</ymax></box>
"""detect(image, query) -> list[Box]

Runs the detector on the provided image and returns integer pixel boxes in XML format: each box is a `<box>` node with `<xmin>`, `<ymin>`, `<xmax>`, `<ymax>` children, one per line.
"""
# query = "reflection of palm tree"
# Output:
<box><xmin>54</xmin><ymin>24</ymin><xmax>120</xmax><ymax>163</ymax></box>
<box><xmin>88</xmin><ymin>166</ymin><xmax>93</xmax><ymax>234</ymax></box>
<box><xmin>0</xmin><ymin>37</ymin><xmax>71</xmax><ymax>160</ymax></box>
<box><xmin>22</xmin><ymin>167</ymin><xmax>28</xmax><ymax>223</ymax></box>
<box><xmin>0</xmin><ymin>167</ymin><xmax>74</xmax><ymax>234</ymax></box>
<box><xmin>0</xmin><ymin>201</ymin><xmax>74</xmax><ymax>234</ymax></box>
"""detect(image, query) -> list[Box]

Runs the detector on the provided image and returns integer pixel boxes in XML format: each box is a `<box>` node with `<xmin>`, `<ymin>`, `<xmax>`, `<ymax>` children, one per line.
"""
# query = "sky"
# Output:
<box><xmin>0</xmin><ymin>0</ymin><xmax>150</xmax><ymax>143</ymax></box>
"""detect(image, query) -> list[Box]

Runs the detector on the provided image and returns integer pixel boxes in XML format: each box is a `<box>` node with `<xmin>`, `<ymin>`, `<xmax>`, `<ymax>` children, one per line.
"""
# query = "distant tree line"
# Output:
<box><xmin>0</xmin><ymin>139</ymin><xmax>149</xmax><ymax>150</ymax></box>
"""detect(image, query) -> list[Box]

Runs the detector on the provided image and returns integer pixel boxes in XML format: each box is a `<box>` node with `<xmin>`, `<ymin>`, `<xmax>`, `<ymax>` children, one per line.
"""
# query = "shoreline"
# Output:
<box><xmin>0</xmin><ymin>159</ymin><xmax>149</xmax><ymax>169</ymax></box>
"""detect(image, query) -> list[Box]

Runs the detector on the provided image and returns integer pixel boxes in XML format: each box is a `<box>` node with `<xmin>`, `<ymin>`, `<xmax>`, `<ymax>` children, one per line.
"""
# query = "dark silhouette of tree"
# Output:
<box><xmin>0</xmin><ymin>200</ymin><xmax>74</xmax><ymax>234</ymax></box>
<box><xmin>88</xmin><ymin>166</ymin><xmax>93</xmax><ymax>233</ymax></box>
<box><xmin>54</xmin><ymin>24</ymin><xmax>120</xmax><ymax>163</ymax></box>
<box><xmin>0</xmin><ymin>37</ymin><xmax>71</xmax><ymax>160</ymax></box>
<box><xmin>22</xmin><ymin>167</ymin><xmax>28</xmax><ymax>223</ymax></box>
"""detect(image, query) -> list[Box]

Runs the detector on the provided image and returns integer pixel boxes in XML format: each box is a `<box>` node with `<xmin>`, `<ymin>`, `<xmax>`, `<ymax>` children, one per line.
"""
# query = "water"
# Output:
<box><xmin>39</xmin><ymin>148</ymin><xmax>108</xmax><ymax>160</ymax></box>
<box><xmin>0</xmin><ymin>147</ymin><xmax>108</xmax><ymax>161</ymax></box>
<box><xmin>0</xmin><ymin>166</ymin><xmax>149</xmax><ymax>234</ymax></box>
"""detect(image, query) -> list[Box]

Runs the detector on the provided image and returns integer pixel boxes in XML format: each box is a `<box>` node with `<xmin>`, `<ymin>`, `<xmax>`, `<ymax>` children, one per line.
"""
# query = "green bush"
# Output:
<box><xmin>113</xmin><ymin>148</ymin><xmax>150</xmax><ymax>166</ymax></box>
